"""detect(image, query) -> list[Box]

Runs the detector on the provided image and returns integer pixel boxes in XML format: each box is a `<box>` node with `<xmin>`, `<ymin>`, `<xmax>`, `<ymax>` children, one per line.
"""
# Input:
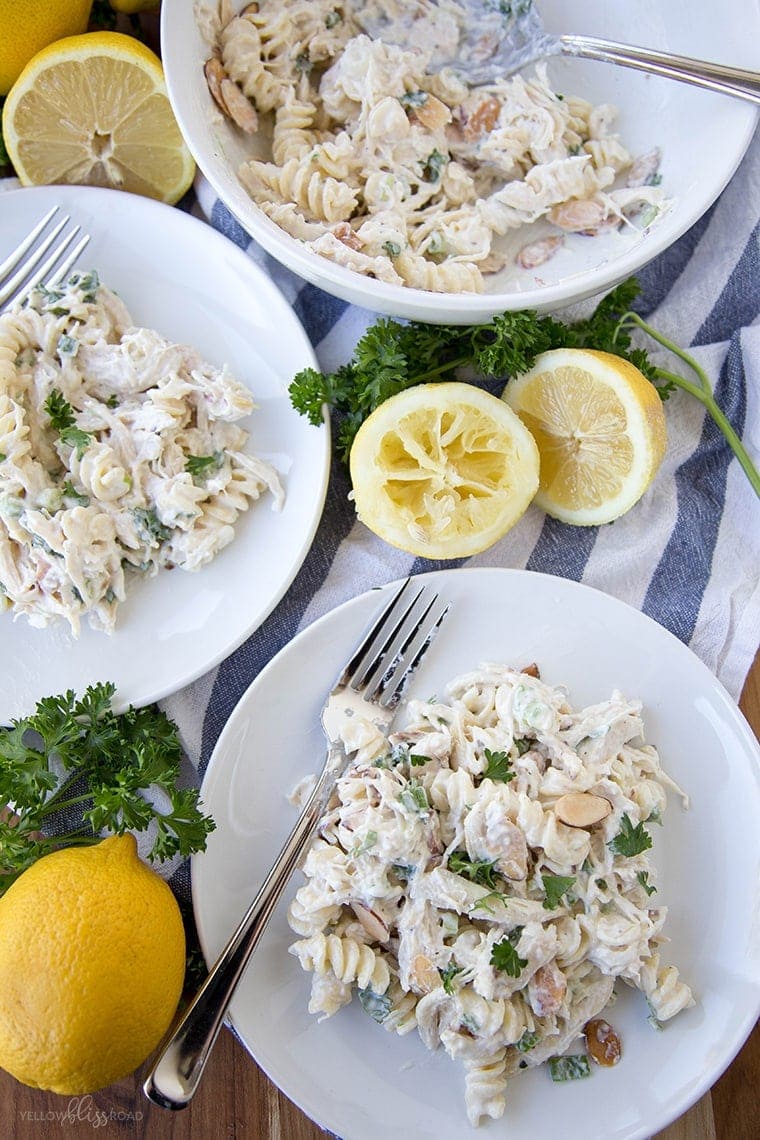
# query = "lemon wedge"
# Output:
<box><xmin>502</xmin><ymin>348</ymin><xmax>667</xmax><ymax>526</ymax></box>
<box><xmin>2</xmin><ymin>32</ymin><xmax>195</xmax><ymax>204</ymax></box>
<box><xmin>349</xmin><ymin>382</ymin><xmax>540</xmax><ymax>558</ymax></box>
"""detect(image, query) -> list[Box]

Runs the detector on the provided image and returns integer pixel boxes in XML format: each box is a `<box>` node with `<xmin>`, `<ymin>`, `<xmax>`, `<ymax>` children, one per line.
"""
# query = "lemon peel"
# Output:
<box><xmin>503</xmin><ymin>348</ymin><xmax>667</xmax><ymax>526</ymax></box>
<box><xmin>349</xmin><ymin>381</ymin><xmax>540</xmax><ymax>558</ymax></box>
<box><xmin>2</xmin><ymin>31</ymin><xmax>195</xmax><ymax>204</ymax></box>
<box><xmin>0</xmin><ymin>834</ymin><xmax>185</xmax><ymax>1094</ymax></box>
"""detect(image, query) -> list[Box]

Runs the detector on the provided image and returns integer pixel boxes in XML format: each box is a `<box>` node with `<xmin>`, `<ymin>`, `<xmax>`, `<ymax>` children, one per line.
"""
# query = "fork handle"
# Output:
<box><xmin>560</xmin><ymin>35</ymin><xmax>760</xmax><ymax>105</ymax></box>
<box><xmin>142</xmin><ymin>751</ymin><xmax>339</xmax><ymax>1110</ymax></box>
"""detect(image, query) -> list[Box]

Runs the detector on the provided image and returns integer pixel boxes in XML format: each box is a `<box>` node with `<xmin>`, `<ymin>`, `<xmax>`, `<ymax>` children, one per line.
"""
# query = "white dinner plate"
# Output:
<box><xmin>0</xmin><ymin>184</ymin><xmax>329</xmax><ymax>722</ymax></box>
<box><xmin>192</xmin><ymin>568</ymin><xmax>760</xmax><ymax>1140</ymax></box>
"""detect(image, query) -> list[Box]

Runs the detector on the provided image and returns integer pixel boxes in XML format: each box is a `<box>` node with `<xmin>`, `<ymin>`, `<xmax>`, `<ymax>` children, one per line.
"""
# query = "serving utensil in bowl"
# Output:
<box><xmin>359</xmin><ymin>0</ymin><xmax>760</xmax><ymax>102</ymax></box>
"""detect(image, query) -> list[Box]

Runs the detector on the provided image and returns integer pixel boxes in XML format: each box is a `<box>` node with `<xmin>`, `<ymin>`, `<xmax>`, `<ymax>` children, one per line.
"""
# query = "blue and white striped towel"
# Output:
<box><xmin>164</xmin><ymin>127</ymin><xmax>760</xmax><ymax>798</ymax></box>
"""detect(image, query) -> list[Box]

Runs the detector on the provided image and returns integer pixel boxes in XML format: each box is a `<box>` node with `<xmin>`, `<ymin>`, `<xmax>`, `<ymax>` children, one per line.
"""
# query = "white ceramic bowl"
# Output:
<box><xmin>162</xmin><ymin>0</ymin><xmax>758</xmax><ymax>323</ymax></box>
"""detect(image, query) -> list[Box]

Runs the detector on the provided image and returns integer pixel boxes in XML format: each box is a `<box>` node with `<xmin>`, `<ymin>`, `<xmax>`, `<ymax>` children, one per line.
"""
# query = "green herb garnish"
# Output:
<box><xmin>399</xmin><ymin>90</ymin><xmax>428</xmax><ymax>109</ymax></box>
<box><xmin>548</xmin><ymin>1054</ymin><xmax>591</xmax><ymax>1082</ymax></box>
<box><xmin>286</xmin><ymin>278</ymin><xmax>759</xmax><ymax>494</ymax></box>
<box><xmin>325</xmin><ymin>9</ymin><xmax>342</xmax><ymax>27</ymax></box>
<box><xmin>358</xmin><ymin>986</ymin><xmax>392</xmax><ymax>1023</ymax></box>
<box><xmin>490</xmin><ymin>928</ymin><xmax>527</xmax><ymax>978</ymax></box>
<box><xmin>399</xmin><ymin>779</ymin><xmax>429</xmax><ymax>813</ymax></box>
<box><xmin>0</xmin><ymin>682</ymin><xmax>215</xmax><ymax>891</ymax></box>
<box><xmin>448</xmin><ymin>850</ymin><xmax>499</xmax><ymax>889</ymax></box>
<box><xmin>483</xmin><ymin>747</ymin><xmax>515</xmax><ymax>782</ymax></box>
<box><xmin>608</xmin><ymin>813</ymin><xmax>653</xmax><ymax>858</ymax></box>
<box><xmin>440</xmin><ymin>962</ymin><xmax>465</xmax><ymax>994</ymax></box>
<box><xmin>637</xmin><ymin>870</ymin><xmax>657</xmax><ymax>896</ymax></box>
<box><xmin>421</xmin><ymin>149</ymin><xmax>447</xmax><ymax>182</ymax></box>
<box><xmin>186</xmin><ymin>452</ymin><xmax>224</xmax><ymax>480</ymax></box>
<box><xmin>382</xmin><ymin>240</ymin><xmax>402</xmax><ymax>257</ymax></box>
<box><xmin>43</xmin><ymin>388</ymin><xmax>91</xmax><ymax>458</ymax></box>
<box><xmin>61</xmin><ymin>480</ymin><xmax>89</xmax><ymax>506</ymax></box>
<box><xmin>542</xmin><ymin>873</ymin><xmax>576</xmax><ymax>910</ymax></box>
<box><xmin>516</xmin><ymin>1029</ymin><xmax>540</xmax><ymax>1053</ymax></box>
<box><xmin>133</xmin><ymin>507</ymin><xmax>172</xmax><ymax>545</ymax></box>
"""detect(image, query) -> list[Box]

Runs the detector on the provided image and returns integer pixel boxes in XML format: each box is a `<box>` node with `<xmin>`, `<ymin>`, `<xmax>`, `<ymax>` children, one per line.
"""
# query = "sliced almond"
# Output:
<box><xmin>331</xmin><ymin>221</ymin><xmax>363</xmax><ymax>251</ymax></box>
<box><xmin>412</xmin><ymin>94</ymin><xmax>452</xmax><ymax>131</ymax></box>
<box><xmin>585</xmin><ymin>1018</ymin><xmax>622</xmax><ymax>1066</ymax></box>
<box><xmin>204</xmin><ymin>57</ymin><xmax>230</xmax><ymax>116</ymax></box>
<box><xmin>554</xmin><ymin>792</ymin><xmax>611</xmax><ymax>828</ymax></box>
<box><xmin>219</xmin><ymin>78</ymin><xmax>259</xmax><ymax>133</ymax></box>
<box><xmin>351</xmin><ymin>901</ymin><xmax>390</xmax><ymax>943</ymax></box>
<box><xmin>462</xmin><ymin>95</ymin><xmax>500</xmax><ymax>141</ymax></box>
<box><xmin>412</xmin><ymin>953</ymin><xmax>441</xmax><ymax>994</ymax></box>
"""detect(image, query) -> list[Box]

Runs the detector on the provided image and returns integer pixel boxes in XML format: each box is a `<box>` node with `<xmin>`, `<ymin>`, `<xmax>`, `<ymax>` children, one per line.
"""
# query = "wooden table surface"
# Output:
<box><xmin>1</xmin><ymin>658</ymin><xmax>757</xmax><ymax>1140</ymax></box>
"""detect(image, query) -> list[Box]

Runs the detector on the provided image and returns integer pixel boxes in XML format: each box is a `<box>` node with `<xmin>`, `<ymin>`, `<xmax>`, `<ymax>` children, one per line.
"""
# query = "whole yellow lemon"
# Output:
<box><xmin>0</xmin><ymin>0</ymin><xmax>93</xmax><ymax>96</ymax></box>
<box><xmin>0</xmin><ymin>834</ymin><xmax>185</xmax><ymax>1094</ymax></box>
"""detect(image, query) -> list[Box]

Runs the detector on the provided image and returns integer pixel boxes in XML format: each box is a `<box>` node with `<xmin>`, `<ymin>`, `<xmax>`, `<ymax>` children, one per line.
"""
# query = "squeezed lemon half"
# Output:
<box><xmin>349</xmin><ymin>381</ymin><xmax>540</xmax><ymax>558</ymax></box>
<box><xmin>2</xmin><ymin>32</ymin><xmax>195</xmax><ymax>204</ymax></box>
<box><xmin>502</xmin><ymin>348</ymin><xmax>667</xmax><ymax>526</ymax></box>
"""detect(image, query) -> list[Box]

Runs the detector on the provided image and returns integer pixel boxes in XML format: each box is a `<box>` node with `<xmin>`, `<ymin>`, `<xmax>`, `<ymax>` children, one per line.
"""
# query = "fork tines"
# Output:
<box><xmin>344</xmin><ymin>578</ymin><xmax>449</xmax><ymax>709</ymax></box>
<box><xmin>0</xmin><ymin>206</ymin><xmax>91</xmax><ymax>312</ymax></box>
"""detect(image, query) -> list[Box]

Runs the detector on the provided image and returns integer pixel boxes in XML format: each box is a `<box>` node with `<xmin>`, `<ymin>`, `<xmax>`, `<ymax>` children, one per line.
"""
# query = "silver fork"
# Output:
<box><xmin>143</xmin><ymin>577</ymin><xmax>450</xmax><ymax>1111</ymax></box>
<box><xmin>0</xmin><ymin>206</ymin><xmax>91</xmax><ymax>313</ymax></box>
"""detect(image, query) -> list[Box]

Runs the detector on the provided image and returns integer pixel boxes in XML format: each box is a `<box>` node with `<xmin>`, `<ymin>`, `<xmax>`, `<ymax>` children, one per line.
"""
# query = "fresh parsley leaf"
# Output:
<box><xmin>472</xmin><ymin>889</ymin><xmax>506</xmax><ymax>914</ymax></box>
<box><xmin>490</xmin><ymin>928</ymin><xmax>527</xmax><ymax>978</ymax></box>
<box><xmin>542</xmin><ymin>873</ymin><xmax>576</xmax><ymax>910</ymax></box>
<box><xmin>448</xmin><ymin>850</ymin><xmax>499</xmax><ymax>889</ymax></box>
<box><xmin>61</xmin><ymin>480</ymin><xmax>89</xmax><ymax>505</ymax></box>
<box><xmin>409</xmin><ymin>753</ymin><xmax>428</xmax><ymax>766</ymax></box>
<box><xmin>43</xmin><ymin>389</ymin><xmax>91</xmax><ymax>457</ymax></box>
<box><xmin>608</xmin><ymin>814</ymin><xmax>653</xmax><ymax>858</ymax></box>
<box><xmin>483</xmin><ymin>747</ymin><xmax>515</xmax><ymax>782</ymax></box>
<box><xmin>133</xmin><ymin>508</ymin><xmax>172</xmax><ymax>545</ymax></box>
<box><xmin>439</xmin><ymin>963</ymin><xmax>464</xmax><ymax>994</ymax></box>
<box><xmin>548</xmin><ymin>1054</ymin><xmax>591</xmax><ymax>1082</ymax></box>
<box><xmin>514</xmin><ymin>737</ymin><xmax>532</xmax><ymax>755</ymax></box>
<box><xmin>186</xmin><ymin>452</ymin><xmax>224</xmax><ymax>480</ymax></box>
<box><xmin>0</xmin><ymin>683</ymin><xmax>215</xmax><ymax>888</ymax></box>
<box><xmin>637</xmin><ymin>870</ymin><xmax>657</xmax><ymax>896</ymax></box>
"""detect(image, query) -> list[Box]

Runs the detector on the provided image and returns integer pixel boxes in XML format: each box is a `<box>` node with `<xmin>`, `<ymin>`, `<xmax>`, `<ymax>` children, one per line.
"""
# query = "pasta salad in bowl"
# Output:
<box><xmin>162</xmin><ymin>0</ymin><xmax>759</xmax><ymax>321</ymax></box>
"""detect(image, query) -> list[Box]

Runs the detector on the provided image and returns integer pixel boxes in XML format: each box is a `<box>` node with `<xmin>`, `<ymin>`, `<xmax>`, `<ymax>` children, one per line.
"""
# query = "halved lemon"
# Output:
<box><xmin>2</xmin><ymin>32</ymin><xmax>195</xmax><ymax>204</ymax></box>
<box><xmin>502</xmin><ymin>348</ymin><xmax>667</xmax><ymax>526</ymax></box>
<box><xmin>349</xmin><ymin>382</ymin><xmax>540</xmax><ymax>559</ymax></box>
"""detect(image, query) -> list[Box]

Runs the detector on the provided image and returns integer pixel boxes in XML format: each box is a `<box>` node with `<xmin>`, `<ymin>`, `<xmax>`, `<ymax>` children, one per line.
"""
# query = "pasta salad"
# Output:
<box><xmin>201</xmin><ymin>0</ymin><xmax>665</xmax><ymax>293</ymax></box>
<box><xmin>0</xmin><ymin>273</ymin><xmax>282</xmax><ymax>635</ymax></box>
<box><xmin>288</xmin><ymin>662</ymin><xmax>693</xmax><ymax>1127</ymax></box>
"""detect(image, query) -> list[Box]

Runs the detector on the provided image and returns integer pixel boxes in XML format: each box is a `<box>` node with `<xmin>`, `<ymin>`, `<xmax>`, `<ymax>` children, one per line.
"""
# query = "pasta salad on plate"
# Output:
<box><xmin>288</xmin><ymin>662</ymin><xmax>693</xmax><ymax>1126</ymax></box>
<box><xmin>0</xmin><ymin>272</ymin><xmax>282</xmax><ymax>635</ymax></box>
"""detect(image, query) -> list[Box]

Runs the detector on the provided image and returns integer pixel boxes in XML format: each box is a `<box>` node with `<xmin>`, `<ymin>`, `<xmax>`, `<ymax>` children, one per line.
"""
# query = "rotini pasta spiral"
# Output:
<box><xmin>290</xmin><ymin>932</ymin><xmax>391</xmax><ymax>994</ymax></box>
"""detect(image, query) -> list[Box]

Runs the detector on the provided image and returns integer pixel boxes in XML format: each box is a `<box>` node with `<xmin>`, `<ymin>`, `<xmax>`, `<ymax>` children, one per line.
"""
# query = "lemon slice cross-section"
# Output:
<box><xmin>503</xmin><ymin>348</ymin><xmax>667</xmax><ymax>526</ymax></box>
<box><xmin>349</xmin><ymin>382</ymin><xmax>540</xmax><ymax>558</ymax></box>
<box><xmin>2</xmin><ymin>32</ymin><xmax>195</xmax><ymax>205</ymax></box>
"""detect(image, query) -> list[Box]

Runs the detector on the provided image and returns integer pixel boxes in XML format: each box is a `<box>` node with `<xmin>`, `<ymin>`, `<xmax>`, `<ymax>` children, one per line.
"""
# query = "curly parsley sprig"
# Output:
<box><xmin>288</xmin><ymin>277</ymin><xmax>759</xmax><ymax>496</ymax></box>
<box><xmin>0</xmin><ymin>683</ymin><xmax>215</xmax><ymax>892</ymax></box>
